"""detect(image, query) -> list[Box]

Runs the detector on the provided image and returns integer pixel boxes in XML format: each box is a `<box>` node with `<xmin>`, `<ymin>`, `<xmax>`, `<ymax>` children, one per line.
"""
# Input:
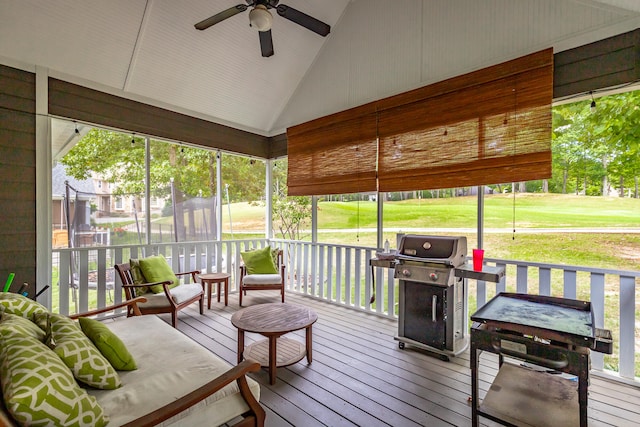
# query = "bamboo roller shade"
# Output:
<box><xmin>287</xmin><ymin>49</ymin><xmax>553</xmax><ymax>195</ymax></box>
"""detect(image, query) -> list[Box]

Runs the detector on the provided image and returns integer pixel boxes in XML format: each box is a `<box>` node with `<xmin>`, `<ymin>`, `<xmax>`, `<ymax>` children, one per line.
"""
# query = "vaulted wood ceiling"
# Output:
<box><xmin>1</xmin><ymin>0</ymin><xmax>639</xmax><ymax>143</ymax></box>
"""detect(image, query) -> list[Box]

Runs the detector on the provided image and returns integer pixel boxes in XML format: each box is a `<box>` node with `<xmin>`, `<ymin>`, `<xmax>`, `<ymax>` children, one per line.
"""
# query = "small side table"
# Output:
<box><xmin>199</xmin><ymin>273</ymin><xmax>230</xmax><ymax>308</ymax></box>
<box><xmin>231</xmin><ymin>303</ymin><xmax>318</xmax><ymax>384</ymax></box>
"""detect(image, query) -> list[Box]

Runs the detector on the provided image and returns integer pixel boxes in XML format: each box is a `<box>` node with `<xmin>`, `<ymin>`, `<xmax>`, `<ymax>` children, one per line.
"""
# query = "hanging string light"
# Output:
<box><xmin>590</xmin><ymin>91</ymin><xmax>596</xmax><ymax>113</ymax></box>
<box><xmin>131</xmin><ymin>134</ymin><xmax>135</xmax><ymax>146</ymax></box>
<box><xmin>74</xmin><ymin>122</ymin><xmax>80</xmax><ymax>135</ymax></box>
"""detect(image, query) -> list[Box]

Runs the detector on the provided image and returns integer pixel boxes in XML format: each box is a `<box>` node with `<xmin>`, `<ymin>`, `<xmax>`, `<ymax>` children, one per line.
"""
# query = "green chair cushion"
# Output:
<box><xmin>0</xmin><ymin>328</ymin><xmax>108</xmax><ymax>427</ymax></box>
<box><xmin>139</xmin><ymin>255</ymin><xmax>180</xmax><ymax>294</ymax></box>
<box><xmin>0</xmin><ymin>293</ymin><xmax>48</xmax><ymax>319</ymax></box>
<box><xmin>79</xmin><ymin>317</ymin><xmax>137</xmax><ymax>371</ymax></box>
<box><xmin>35</xmin><ymin>313</ymin><xmax>121</xmax><ymax>390</ymax></box>
<box><xmin>241</xmin><ymin>246</ymin><xmax>278</xmax><ymax>275</ymax></box>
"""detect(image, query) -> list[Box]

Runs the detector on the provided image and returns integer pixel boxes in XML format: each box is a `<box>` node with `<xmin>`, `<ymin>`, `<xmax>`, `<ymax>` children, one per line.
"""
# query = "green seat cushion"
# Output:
<box><xmin>129</xmin><ymin>258</ymin><xmax>150</xmax><ymax>295</ymax></box>
<box><xmin>79</xmin><ymin>317</ymin><xmax>137</xmax><ymax>371</ymax></box>
<box><xmin>241</xmin><ymin>246</ymin><xmax>278</xmax><ymax>275</ymax></box>
<box><xmin>0</xmin><ymin>329</ymin><xmax>108</xmax><ymax>427</ymax></box>
<box><xmin>138</xmin><ymin>255</ymin><xmax>180</xmax><ymax>294</ymax></box>
<box><xmin>0</xmin><ymin>293</ymin><xmax>48</xmax><ymax>319</ymax></box>
<box><xmin>0</xmin><ymin>311</ymin><xmax>46</xmax><ymax>341</ymax></box>
<box><xmin>35</xmin><ymin>313</ymin><xmax>121</xmax><ymax>390</ymax></box>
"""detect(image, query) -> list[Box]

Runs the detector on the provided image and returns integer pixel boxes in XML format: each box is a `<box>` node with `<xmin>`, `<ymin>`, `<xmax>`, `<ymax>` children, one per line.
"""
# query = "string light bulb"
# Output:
<box><xmin>590</xmin><ymin>91</ymin><xmax>596</xmax><ymax>113</ymax></box>
<box><xmin>74</xmin><ymin>122</ymin><xmax>80</xmax><ymax>135</ymax></box>
<box><xmin>131</xmin><ymin>134</ymin><xmax>135</xmax><ymax>146</ymax></box>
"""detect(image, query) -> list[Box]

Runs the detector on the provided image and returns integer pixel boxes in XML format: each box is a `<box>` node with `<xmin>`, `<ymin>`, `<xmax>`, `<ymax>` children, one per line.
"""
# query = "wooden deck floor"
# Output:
<box><xmin>168</xmin><ymin>291</ymin><xmax>640</xmax><ymax>427</ymax></box>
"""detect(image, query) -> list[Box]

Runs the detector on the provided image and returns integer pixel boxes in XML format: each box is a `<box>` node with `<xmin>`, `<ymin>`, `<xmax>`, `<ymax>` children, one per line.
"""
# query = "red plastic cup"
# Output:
<box><xmin>472</xmin><ymin>249</ymin><xmax>484</xmax><ymax>271</ymax></box>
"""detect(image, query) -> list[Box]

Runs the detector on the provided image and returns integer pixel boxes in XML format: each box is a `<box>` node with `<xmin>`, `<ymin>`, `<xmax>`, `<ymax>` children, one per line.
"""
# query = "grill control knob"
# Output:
<box><xmin>402</xmin><ymin>269</ymin><xmax>411</xmax><ymax>277</ymax></box>
<box><xmin>429</xmin><ymin>272</ymin><xmax>438</xmax><ymax>281</ymax></box>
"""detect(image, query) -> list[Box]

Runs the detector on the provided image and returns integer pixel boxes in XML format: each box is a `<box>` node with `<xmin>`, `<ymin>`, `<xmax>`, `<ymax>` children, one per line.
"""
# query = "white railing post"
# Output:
<box><xmin>590</xmin><ymin>272</ymin><xmax>605</xmax><ymax>371</ymax></box>
<box><xmin>563</xmin><ymin>270</ymin><xmax>577</xmax><ymax>299</ymax></box>
<box><xmin>619</xmin><ymin>275</ymin><xmax>636</xmax><ymax>379</ymax></box>
<box><xmin>539</xmin><ymin>267</ymin><xmax>551</xmax><ymax>296</ymax></box>
<box><xmin>516</xmin><ymin>265</ymin><xmax>528</xmax><ymax>293</ymax></box>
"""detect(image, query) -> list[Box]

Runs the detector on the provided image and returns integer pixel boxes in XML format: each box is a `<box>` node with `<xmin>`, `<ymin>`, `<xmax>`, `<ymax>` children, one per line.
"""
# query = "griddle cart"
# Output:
<box><xmin>470</xmin><ymin>293</ymin><xmax>612</xmax><ymax>427</ymax></box>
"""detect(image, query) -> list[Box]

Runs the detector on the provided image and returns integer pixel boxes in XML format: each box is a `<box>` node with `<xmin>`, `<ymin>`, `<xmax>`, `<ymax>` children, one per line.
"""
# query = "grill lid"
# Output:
<box><xmin>397</xmin><ymin>234</ymin><xmax>467</xmax><ymax>267</ymax></box>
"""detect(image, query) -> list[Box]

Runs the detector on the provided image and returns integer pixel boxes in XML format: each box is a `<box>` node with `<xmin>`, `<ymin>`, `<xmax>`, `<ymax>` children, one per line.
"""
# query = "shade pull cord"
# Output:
<box><xmin>356</xmin><ymin>197</ymin><xmax>360</xmax><ymax>242</ymax></box>
<box><xmin>512</xmin><ymin>86</ymin><xmax>517</xmax><ymax>241</ymax></box>
<box><xmin>512</xmin><ymin>189</ymin><xmax>516</xmax><ymax>240</ymax></box>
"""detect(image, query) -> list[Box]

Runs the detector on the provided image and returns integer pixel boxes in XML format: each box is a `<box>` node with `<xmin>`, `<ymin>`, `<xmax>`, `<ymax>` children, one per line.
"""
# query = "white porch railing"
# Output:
<box><xmin>50</xmin><ymin>238</ymin><xmax>639</xmax><ymax>384</ymax></box>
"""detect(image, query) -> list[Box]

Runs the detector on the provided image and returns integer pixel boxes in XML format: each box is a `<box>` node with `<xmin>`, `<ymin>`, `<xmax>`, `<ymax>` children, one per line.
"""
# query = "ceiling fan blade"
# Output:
<box><xmin>276</xmin><ymin>4</ymin><xmax>330</xmax><ymax>37</ymax></box>
<box><xmin>259</xmin><ymin>30</ymin><xmax>274</xmax><ymax>57</ymax></box>
<box><xmin>194</xmin><ymin>4</ymin><xmax>248</xmax><ymax>31</ymax></box>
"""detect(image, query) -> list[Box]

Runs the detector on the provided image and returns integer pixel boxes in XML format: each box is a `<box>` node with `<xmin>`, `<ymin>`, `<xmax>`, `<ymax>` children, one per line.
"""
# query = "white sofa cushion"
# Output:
<box><xmin>242</xmin><ymin>274</ymin><xmax>282</xmax><ymax>285</ymax></box>
<box><xmin>87</xmin><ymin>315</ymin><xmax>260</xmax><ymax>426</ymax></box>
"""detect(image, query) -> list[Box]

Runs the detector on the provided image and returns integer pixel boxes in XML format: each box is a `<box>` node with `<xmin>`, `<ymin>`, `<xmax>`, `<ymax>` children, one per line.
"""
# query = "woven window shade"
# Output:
<box><xmin>286</xmin><ymin>49</ymin><xmax>553</xmax><ymax>195</ymax></box>
<box><xmin>287</xmin><ymin>110</ymin><xmax>378</xmax><ymax>196</ymax></box>
<box><xmin>377</xmin><ymin>49</ymin><xmax>553</xmax><ymax>192</ymax></box>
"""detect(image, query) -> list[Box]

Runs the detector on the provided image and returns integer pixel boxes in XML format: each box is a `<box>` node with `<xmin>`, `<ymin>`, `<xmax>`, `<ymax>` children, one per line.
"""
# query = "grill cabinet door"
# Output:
<box><xmin>403</xmin><ymin>281</ymin><xmax>446</xmax><ymax>349</ymax></box>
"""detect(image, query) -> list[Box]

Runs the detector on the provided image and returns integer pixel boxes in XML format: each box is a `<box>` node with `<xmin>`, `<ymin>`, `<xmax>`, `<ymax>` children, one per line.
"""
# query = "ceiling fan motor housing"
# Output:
<box><xmin>249</xmin><ymin>5</ymin><xmax>273</xmax><ymax>31</ymax></box>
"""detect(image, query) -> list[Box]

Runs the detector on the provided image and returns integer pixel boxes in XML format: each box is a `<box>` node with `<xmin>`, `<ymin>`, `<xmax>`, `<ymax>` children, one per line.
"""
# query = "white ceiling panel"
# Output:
<box><xmin>587</xmin><ymin>0</ymin><xmax>640</xmax><ymax>13</ymax></box>
<box><xmin>0</xmin><ymin>0</ymin><xmax>638</xmax><ymax>140</ymax></box>
<box><xmin>276</xmin><ymin>0</ymin><xmax>640</xmax><ymax>132</ymax></box>
<box><xmin>0</xmin><ymin>0</ymin><xmax>147</xmax><ymax>88</ymax></box>
<box><xmin>125</xmin><ymin>0</ymin><xmax>347</xmax><ymax>132</ymax></box>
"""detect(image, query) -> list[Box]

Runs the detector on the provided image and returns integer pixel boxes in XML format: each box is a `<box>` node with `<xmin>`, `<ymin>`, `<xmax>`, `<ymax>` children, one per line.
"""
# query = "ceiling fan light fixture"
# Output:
<box><xmin>249</xmin><ymin>4</ymin><xmax>273</xmax><ymax>31</ymax></box>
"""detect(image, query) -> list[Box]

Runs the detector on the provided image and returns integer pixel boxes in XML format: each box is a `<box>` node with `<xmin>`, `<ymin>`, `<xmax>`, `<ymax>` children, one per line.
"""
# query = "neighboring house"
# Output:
<box><xmin>93</xmin><ymin>176</ymin><xmax>164</xmax><ymax>217</ymax></box>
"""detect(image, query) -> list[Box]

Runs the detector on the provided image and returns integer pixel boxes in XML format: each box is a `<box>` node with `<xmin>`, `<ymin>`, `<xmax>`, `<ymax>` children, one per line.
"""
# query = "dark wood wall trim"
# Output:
<box><xmin>554</xmin><ymin>28</ymin><xmax>640</xmax><ymax>98</ymax></box>
<box><xmin>48</xmin><ymin>78</ymin><xmax>270</xmax><ymax>158</ymax></box>
<box><xmin>268</xmin><ymin>133</ymin><xmax>288</xmax><ymax>159</ymax></box>
<box><xmin>0</xmin><ymin>64</ymin><xmax>36</xmax><ymax>293</ymax></box>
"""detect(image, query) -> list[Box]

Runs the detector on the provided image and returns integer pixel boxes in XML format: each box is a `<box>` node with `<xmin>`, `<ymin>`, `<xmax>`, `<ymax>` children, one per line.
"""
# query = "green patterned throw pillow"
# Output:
<box><xmin>0</xmin><ymin>329</ymin><xmax>109</xmax><ymax>427</ymax></box>
<box><xmin>139</xmin><ymin>255</ymin><xmax>180</xmax><ymax>294</ymax></box>
<box><xmin>35</xmin><ymin>313</ymin><xmax>121</xmax><ymax>390</ymax></box>
<box><xmin>79</xmin><ymin>317</ymin><xmax>137</xmax><ymax>371</ymax></box>
<box><xmin>0</xmin><ymin>292</ymin><xmax>47</xmax><ymax>319</ymax></box>
<box><xmin>129</xmin><ymin>258</ymin><xmax>150</xmax><ymax>295</ymax></box>
<box><xmin>0</xmin><ymin>312</ymin><xmax>46</xmax><ymax>341</ymax></box>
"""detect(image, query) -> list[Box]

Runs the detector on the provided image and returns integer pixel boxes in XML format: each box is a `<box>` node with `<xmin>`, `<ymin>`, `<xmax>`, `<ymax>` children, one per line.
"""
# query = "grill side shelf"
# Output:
<box><xmin>454</xmin><ymin>264</ymin><xmax>505</xmax><ymax>283</ymax></box>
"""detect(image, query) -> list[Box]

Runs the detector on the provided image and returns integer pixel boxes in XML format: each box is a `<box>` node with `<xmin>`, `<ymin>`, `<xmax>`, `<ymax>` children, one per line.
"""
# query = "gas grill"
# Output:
<box><xmin>394</xmin><ymin>234</ymin><xmax>469</xmax><ymax>359</ymax></box>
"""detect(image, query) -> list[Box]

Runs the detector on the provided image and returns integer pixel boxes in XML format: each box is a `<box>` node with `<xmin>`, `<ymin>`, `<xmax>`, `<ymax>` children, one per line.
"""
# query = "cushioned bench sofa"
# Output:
<box><xmin>0</xmin><ymin>294</ymin><xmax>265</xmax><ymax>427</ymax></box>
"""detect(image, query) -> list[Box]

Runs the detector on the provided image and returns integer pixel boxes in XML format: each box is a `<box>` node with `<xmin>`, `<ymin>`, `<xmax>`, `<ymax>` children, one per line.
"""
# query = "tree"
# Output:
<box><xmin>61</xmin><ymin>130</ymin><xmax>273</xmax><ymax>203</ymax></box>
<box><xmin>551</xmin><ymin>90</ymin><xmax>640</xmax><ymax>197</ymax></box>
<box><xmin>271</xmin><ymin>159</ymin><xmax>312</xmax><ymax>240</ymax></box>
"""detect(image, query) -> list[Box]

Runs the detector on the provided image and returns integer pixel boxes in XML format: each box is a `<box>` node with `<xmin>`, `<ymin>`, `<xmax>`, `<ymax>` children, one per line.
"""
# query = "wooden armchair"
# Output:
<box><xmin>239</xmin><ymin>248</ymin><xmax>285</xmax><ymax>306</ymax></box>
<box><xmin>114</xmin><ymin>262</ymin><xmax>204</xmax><ymax>328</ymax></box>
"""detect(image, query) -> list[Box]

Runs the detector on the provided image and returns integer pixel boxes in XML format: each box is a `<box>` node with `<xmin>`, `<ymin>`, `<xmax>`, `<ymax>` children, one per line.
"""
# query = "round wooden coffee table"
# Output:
<box><xmin>231</xmin><ymin>303</ymin><xmax>318</xmax><ymax>384</ymax></box>
<box><xmin>199</xmin><ymin>273</ymin><xmax>230</xmax><ymax>308</ymax></box>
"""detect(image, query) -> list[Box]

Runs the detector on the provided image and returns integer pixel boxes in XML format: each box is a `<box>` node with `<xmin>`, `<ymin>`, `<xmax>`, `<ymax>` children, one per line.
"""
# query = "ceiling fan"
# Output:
<box><xmin>194</xmin><ymin>0</ymin><xmax>331</xmax><ymax>57</ymax></box>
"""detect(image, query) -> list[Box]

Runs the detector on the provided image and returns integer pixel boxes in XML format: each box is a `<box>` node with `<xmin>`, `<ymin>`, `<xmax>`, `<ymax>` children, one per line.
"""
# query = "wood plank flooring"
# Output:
<box><xmin>166</xmin><ymin>291</ymin><xmax>640</xmax><ymax>427</ymax></box>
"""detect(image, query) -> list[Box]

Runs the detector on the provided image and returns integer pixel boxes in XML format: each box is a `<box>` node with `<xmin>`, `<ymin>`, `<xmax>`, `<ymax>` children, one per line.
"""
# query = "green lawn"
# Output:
<box><xmin>316</xmin><ymin>193</ymin><xmax>640</xmax><ymax>229</ymax></box>
<box><xmin>126</xmin><ymin>194</ymin><xmax>640</xmax><ymax>271</ymax></box>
